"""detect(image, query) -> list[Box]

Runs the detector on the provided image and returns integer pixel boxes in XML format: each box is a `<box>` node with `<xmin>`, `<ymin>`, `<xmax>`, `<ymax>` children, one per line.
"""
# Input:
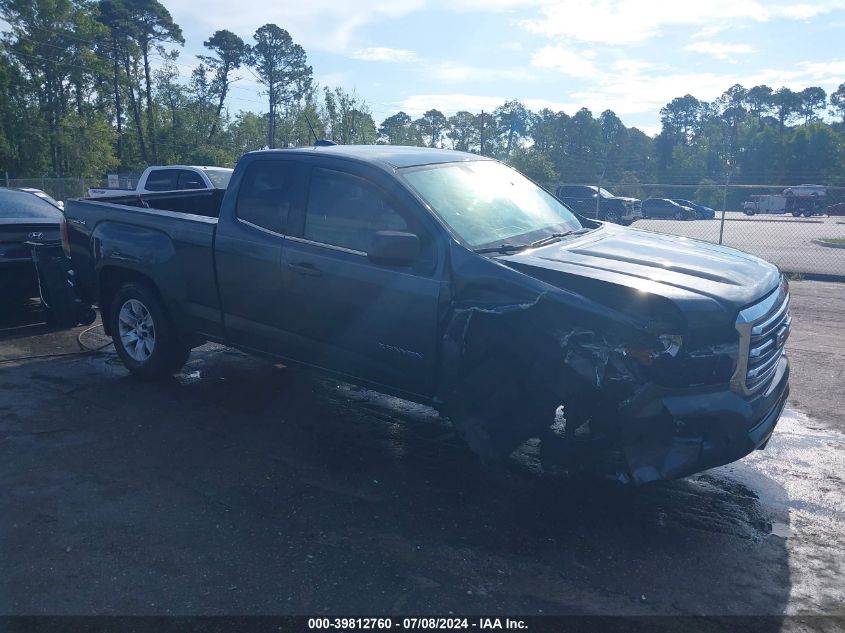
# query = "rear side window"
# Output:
<box><xmin>236</xmin><ymin>160</ymin><xmax>296</xmax><ymax>234</ymax></box>
<box><xmin>304</xmin><ymin>168</ymin><xmax>408</xmax><ymax>253</ymax></box>
<box><xmin>178</xmin><ymin>170</ymin><xmax>206</xmax><ymax>189</ymax></box>
<box><xmin>0</xmin><ymin>189</ymin><xmax>62</xmax><ymax>218</ymax></box>
<box><xmin>144</xmin><ymin>169</ymin><xmax>179</xmax><ymax>191</ymax></box>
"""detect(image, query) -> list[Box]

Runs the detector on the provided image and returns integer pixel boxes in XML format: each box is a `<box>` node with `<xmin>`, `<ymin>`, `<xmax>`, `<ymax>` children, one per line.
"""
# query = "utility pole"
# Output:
<box><xmin>595</xmin><ymin>165</ymin><xmax>606</xmax><ymax>219</ymax></box>
<box><xmin>718</xmin><ymin>166</ymin><xmax>733</xmax><ymax>245</ymax></box>
<box><xmin>479</xmin><ymin>110</ymin><xmax>485</xmax><ymax>156</ymax></box>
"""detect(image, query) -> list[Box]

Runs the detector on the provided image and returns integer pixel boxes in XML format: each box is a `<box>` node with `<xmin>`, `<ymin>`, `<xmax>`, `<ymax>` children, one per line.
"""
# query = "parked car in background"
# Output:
<box><xmin>671</xmin><ymin>199</ymin><xmax>715</xmax><ymax>219</ymax></box>
<box><xmin>0</xmin><ymin>187</ymin><xmax>63</xmax><ymax>301</ymax></box>
<box><xmin>87</xmin><ymin>165</ymin><xmax>233</xmax><ymax>198</ymax></box>
<box><xmin>555</xmin><ymin>185</ymin><xmax>641</xmax><ymax>225</ymax></box>
<box><xmin>742</xmin><ymin>201</ymin><xmax>757</xmax><ymax>213</ymax></box>
<box><xmin>642</xmin><ymin>198</ymin><xmax>697</xmax><ymax>220</ymax></box>
<box><xmin>20</xmin><ymin>187</ymin><xmax>64</xmax><ymax>210</ymax></box>
<box><xmin>823</xmin><ymin>202</ymin><xmax>845</xmax><ymax>217</ymax></box>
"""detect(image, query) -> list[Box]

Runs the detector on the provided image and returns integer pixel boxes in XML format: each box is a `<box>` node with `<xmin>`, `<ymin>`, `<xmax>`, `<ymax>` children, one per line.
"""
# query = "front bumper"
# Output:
<box><xmin>619</xmin><ymin>355</ymin><xmax>789</xmax><ymax>484</ymax></box>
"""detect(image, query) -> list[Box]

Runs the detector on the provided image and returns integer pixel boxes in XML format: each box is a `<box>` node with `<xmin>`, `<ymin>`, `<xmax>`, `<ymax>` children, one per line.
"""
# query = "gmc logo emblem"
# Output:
<box><xmin>27</xmin><ymin>232</ymin><xmax>44</xmax><ymax>240</ymax></box>
<box><xmin>775</xmin><ymin>325</ymin><xmax>789</xmax><ymax>348</ymax></box>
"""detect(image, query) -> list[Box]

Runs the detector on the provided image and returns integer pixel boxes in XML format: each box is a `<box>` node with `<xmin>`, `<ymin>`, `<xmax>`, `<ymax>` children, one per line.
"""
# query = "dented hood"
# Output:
<box><xmin>498</xmin><ymin>224</ymin><xmax>781</xmax><ymax>327</ymax></box>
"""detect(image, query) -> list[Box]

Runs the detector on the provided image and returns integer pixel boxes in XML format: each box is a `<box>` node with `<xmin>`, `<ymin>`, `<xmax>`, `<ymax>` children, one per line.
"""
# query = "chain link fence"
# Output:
<box><xmin>5</xmin><ymin>175</ymin><xmax>843</xmax><ymax>278</ymax></box>
<box><xmin>562</xmin><ymin>182</ymin><xmax>845</xmax><ymax>278</ymax></box>
<box><xmin>4</xmin><ymin>176</ymin><xmax>87</xmax><ymax>202</ymax></box>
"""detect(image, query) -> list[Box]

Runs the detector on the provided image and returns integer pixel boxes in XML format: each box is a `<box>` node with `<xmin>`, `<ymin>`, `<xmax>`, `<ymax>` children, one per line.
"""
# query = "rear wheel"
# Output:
<box><xmin>109</xmin><ymin>282</ymin><xmax>190</xmax><ymax>380</ymax></box>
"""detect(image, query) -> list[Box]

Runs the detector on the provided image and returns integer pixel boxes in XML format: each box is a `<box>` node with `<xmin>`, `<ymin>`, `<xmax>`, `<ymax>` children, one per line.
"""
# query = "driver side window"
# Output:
<box><xmin>304</xmin><ymin>168</ymin><xmax>408</xmax><ymax>253</ymax></box>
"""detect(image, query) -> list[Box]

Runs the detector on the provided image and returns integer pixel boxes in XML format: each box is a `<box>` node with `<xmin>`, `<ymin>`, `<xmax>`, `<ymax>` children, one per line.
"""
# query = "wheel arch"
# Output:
<box><xmin>98</xmin><ymin>267</ymin><xmax>169</xmax><ymax>337</ymax></box>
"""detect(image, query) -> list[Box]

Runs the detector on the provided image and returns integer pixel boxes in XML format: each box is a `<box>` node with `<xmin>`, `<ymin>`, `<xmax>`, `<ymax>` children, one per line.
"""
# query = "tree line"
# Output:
<box><xmin>2</xmin><ymin>0</ymin><xmax>845</xmax><ymax>200</ymax></box>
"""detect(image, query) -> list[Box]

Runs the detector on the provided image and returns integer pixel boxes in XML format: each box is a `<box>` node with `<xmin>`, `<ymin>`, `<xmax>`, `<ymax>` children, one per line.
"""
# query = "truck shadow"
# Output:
<box><xmin>1</xmin><ymin>345</ymin><xmax>792</xmax><ymax>620</ymax></box>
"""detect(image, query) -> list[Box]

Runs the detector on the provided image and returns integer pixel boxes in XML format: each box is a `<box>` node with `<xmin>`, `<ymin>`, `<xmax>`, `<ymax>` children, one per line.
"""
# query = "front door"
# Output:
<box><xmin>279</xmin><ymin>164</ymin><xmax>443</xmax><ymax>399</ymax></box>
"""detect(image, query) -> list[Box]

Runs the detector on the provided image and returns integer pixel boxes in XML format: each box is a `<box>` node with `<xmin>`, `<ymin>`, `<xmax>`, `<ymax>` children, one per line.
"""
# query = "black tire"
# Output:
<box><xmin>674</xmin><ymin>211</ymin><xmax>684</xmax><ymax>220</ymax></box>
<box><xmin>109</xmin><ymin>281</ymin><xmax>190</xmax><ymax>380</ymax></box>
<box><xmin>603</xmin><ymin>211</ymin><xmax>621</xmax><ymax>224</ymax></box>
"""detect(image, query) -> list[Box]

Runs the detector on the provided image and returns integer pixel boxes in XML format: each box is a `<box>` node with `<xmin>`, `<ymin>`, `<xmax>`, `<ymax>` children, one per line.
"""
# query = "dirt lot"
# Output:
<box><xmin>0</xmin><ymin>281</ymin><xmax>843</xmax><ymax>619</ymax></box>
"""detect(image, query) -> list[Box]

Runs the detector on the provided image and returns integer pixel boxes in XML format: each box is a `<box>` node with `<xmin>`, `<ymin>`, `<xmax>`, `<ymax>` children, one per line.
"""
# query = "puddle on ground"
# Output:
<box><xmin>769</xmin><ymin>521</ymin><xmax>791</xmax><ymax>538</ymax></box>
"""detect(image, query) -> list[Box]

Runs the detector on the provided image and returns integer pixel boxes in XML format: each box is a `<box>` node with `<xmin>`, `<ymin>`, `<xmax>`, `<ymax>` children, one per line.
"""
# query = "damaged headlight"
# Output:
<box><xmin>623</xmin><ymin>334</ymin><xmax>683</xmax><ymax>366</ymax></box>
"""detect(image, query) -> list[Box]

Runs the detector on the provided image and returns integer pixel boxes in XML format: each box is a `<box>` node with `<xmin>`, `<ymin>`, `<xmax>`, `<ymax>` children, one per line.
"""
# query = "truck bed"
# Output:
<box><xmin>65</xmin><ymin>192</ymin><xmax>224</xmax><ymax>339</ymax></box>
<box><xmin>91</xmin><ymin>188</ymin><xmax>226</xmax><ymax>218</ymax></box>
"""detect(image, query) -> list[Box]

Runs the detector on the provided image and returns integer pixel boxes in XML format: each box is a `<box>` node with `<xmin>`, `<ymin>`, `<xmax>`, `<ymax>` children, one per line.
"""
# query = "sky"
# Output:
<box><xmin>164</xmin><ymin>0</ymin><xmax>845</xmax><ymax>136</ymax></box>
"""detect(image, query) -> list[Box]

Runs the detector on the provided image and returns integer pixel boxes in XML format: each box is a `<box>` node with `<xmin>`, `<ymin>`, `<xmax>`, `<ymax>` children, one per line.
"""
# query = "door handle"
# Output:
<box><xmin>287</xmin><ymin>261</ymin><xmax>322</xmax><ymax>277</ymax></box>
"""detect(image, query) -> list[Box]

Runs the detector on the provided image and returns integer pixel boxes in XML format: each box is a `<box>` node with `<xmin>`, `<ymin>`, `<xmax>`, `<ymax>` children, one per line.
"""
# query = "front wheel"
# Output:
<box><xmin>674</xmin><ymin>211</ymin><xmax>684</xmax><ymax>220</ymax></box>
<box><xmin>603</xmin><ymin>211</ymin><xmax>621</xmax><ymax>224</ymax></box>
<box><xmin>110</xmin><ymin>282</ymin><xmax>190</xmax><ymax>380</ymax></box>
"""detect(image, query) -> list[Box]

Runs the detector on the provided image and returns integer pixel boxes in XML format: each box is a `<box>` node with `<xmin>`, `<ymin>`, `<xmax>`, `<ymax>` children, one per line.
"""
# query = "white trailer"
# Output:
<box><xmin>743</xmin><ymin>195</ymin><xmax>787</xmax><ymax>215</ymax></box>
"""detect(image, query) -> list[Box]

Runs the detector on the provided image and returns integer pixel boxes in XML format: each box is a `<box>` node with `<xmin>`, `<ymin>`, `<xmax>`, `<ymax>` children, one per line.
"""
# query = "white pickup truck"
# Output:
<box><xmin>87</xmin><ymin>165</ymin><xmax>233</xmax><ymax>198</ymax></box>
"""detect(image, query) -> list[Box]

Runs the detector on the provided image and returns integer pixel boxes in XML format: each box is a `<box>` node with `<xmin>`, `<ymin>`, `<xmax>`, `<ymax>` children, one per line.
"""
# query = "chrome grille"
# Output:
<box><xmin>731</xmin><ymin>280</ymin><xmax>790</xmax><ymax>395</ymax></box>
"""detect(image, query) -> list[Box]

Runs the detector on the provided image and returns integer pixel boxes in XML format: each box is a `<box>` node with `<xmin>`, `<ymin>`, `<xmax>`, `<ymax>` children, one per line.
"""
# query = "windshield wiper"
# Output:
<box><xmin>528</xmin><ymin>227</ymin><xmax>593</xmax><ymax>248</ymax></box>
<box><xmin>473</xmin><ymin>243</ymin><xmax>527</xmax><ymax>254</ymax></box>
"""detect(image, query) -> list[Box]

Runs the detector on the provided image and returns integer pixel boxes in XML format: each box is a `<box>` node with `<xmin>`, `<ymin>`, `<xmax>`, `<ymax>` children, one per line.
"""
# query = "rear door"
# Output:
<box><xmin>215</xmin><ymin>156</ymin><xmax>305</xmax><ymax>353</ymax></box>
<box><xmin>279</xmin><ymin>162</ymin><xmax>443</xmax><ymax>398</ymax></box>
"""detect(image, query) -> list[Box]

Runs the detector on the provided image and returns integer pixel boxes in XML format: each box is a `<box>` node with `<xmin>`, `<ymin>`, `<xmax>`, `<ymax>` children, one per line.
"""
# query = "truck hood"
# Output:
<box><xmin>498</xmin><ymin>224</ymin><xmax>781</xmax><ymax>328</ymax></box>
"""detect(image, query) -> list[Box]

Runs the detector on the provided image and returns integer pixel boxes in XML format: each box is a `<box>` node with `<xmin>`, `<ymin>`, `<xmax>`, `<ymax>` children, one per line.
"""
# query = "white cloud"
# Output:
<box><xmin>170</xmin><ymin>0</ymin><xmax>426</xmax><ymax>53</ymax></box>
<box><xmin>519</xmin><ymin>0</ymin><xmax>845</xmax><ymax>44</ymax></box>
<box><xmin>398</xmin><ymin>93</ymin><xmax>510</xmax><ymax>116</ymax></box>
<box><xmin>427</xmin><ymin>62</ymin><xmax>536</xmax><ymax>82</ymax></box>
<box><xmin>351</xmin><ymin>47</ymin><xmax>418</xmax><ymax>62</ymax></box>
<box><xmin>564</xmin><ymin>59</ymin><xmax>845</xmax><ymax>118</ymax></box>
<box><xmin>685</xmin><ymin>41</ymin><xmax>755</xmax><ymax>60</ymax></box>
<box><xmin>530</xmin><ymin>45</ymin><xmax>598</xmax><ymax>77</ymax></box>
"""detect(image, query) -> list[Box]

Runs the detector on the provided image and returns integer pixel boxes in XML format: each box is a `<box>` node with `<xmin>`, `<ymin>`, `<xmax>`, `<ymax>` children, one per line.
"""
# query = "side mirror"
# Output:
<box><xmin>368</xmin><ymin>230</ymin><xmax>420</xmax><ymax>266</ymax></box>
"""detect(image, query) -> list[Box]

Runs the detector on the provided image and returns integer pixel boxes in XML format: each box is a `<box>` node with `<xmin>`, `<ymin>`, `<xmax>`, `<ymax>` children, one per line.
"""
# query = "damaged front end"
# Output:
<box><xmin>436</xmin><ymin>244</ymin><xmax>789</xmax><ymax>485</ymax></box>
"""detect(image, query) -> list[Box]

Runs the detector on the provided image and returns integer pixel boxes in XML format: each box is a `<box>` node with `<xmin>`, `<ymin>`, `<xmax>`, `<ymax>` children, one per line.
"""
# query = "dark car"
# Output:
<box><xmin>671</xmin><ymin>198</ymin><xmax>715</xmax><ymax>219</ymax></box>
<box><xmin>642</xmin><ymin>198</ymin><xmax>697</xmax><ymax>220</ymax></box>
<box><xmin>0</xmin><ymin>187</ymin><xmax>63</xmax><ymax>301</ymax></box>
<box><xmin>555</xmin><ymin>185</ymin><xmax>641</xmax><ymax>225</ymax></box>
<box><xmin>823</xmin><ymin>202</ymin><xmax>845</xmax><ymax>217</ymax></box>
<box><xmin>65</xmin><ymin>146</ymin><xmax>789</xmax><ymax>484</ymax></box>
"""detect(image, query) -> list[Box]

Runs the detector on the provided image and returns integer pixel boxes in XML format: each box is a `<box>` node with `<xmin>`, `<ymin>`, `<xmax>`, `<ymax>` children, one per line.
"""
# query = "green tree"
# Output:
<box><xmin>507</xmin><ymin>147</ymin><xmax>556</xmax><ymax>185</ymax></box>
<box><xmin>494</xmin><ymin>100</ymin><xmax>529</xmax><ymax>157</ymax></box>
<box><xmin>378</xmin><ymin>111</ymin><xmax>412</xmax><ymax>145</ymax></box>
<box><xmin>446</xmin><ymin>111</ymin><xmax>477</xmax><ymax>151</ymax></box>
<box><xmin>415</xmin><ymin>109</ymin><xmax>447</xmax><ymax>147</ymax></box>
<box><xmin>199</xmin><ymin>29</ymin><xmax>247</xmax><ymax>143</ymax></box>
<box><xmin>249</xmin><ymin>24</ymin><xmax>312</xmax><ymax>149</ymax></box>
<box><xmin>772</xmin><ymin>87</ymin><xmax>801</xmax><ymax>134</ymax></box>
<box><xmin>830</xmin><ymin>83</ymin><xmax>845</xmax><ymax>123</ymax></box>
<box><xmin>798</xmin><ymin>86</ymin><xmax>827</xmax><ymax>124</ymax></box>
<box><xmin>123</xmin><ymin>0</ymin><xmax>183</xmax><ymax>163</ymax></box>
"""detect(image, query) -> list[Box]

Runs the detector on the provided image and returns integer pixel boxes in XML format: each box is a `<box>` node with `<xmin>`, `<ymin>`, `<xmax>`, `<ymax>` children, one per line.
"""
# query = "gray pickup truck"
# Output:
<box><xmin>63</xmin><ymin>146</ymin><xmax>790</xmax><ymax>483</ymax></box>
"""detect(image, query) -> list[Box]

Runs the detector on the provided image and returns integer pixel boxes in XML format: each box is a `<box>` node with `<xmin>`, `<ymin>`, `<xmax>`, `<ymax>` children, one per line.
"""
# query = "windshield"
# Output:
<box><xmin>204</xmin><ymin>169</ymin><xmax>233</xmax><ymax>188</ymax></box>
<box><xmin>0</xmin><ymin>189</ymin><xmax>63</xmax><ymax>219</ymax></box>
<box><xmin>401</xmin><ymin>160</ymin><xmax>582</xmax><ymax>248</ymax></box>
<box><xmin>597</xmin><ymin>187</ymin><xmax>614</xmax><ymax>197</ymax></box>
